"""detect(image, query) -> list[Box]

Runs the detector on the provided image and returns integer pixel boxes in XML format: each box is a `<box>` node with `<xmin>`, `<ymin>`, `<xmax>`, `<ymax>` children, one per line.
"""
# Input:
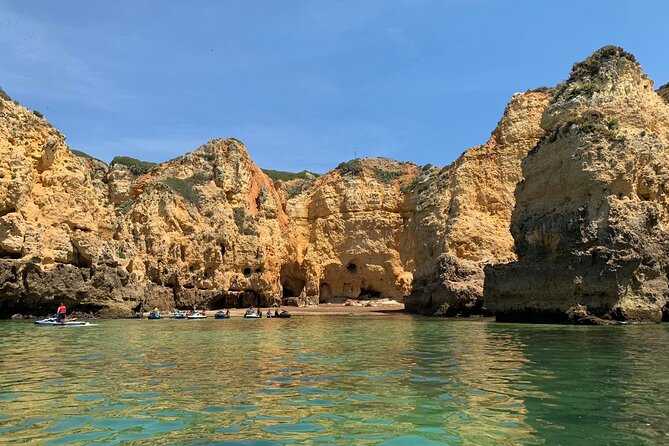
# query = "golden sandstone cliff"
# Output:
<box><xmin>0</xmin><ymin>46</ymin><xmax>667</xmax><ymax>323</ymax></box>
<box><xmin>484</xmin><ymin>47</ymin><xmax>669</xmax><ymax>323</ymax></box>
<box><xmin>405</xmin><ymin>89</ymin><xmax>553</xmax><ymax>315</ymax></box>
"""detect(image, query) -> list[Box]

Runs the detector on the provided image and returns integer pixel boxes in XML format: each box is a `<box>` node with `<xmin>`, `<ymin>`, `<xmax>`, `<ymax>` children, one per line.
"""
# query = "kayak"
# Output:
<box><xmin>147</xmin><ymin>312</ymin><xmax>161</xmax><ymax>320</ymax></box>
<box><xmin>173</xmin><ymin>311</ymin><xmax>186</xmax><ymax>319</ymax></box>
<box><xmin>35</xmin><ymin>318</ymin><xmax>94</xmax><ymax>326</ymax></box>
<box><xmin>187</xmin><ymin>312</ymin><xmax>207</xmax><ymax>319</ymax></box>
<box><xmin>244</xmin><ymin>312</ymin><xmax>261</xmax><ymax>318</ymax></box>
<box><xmin>275</xmin><ymin>312</ymin><xmax>292</xmax><ymax>319</ymax></box>
<box><xmin>214</xmin><ymin>312</ymin><xmax>230</xmax><ymax>319</ymax></box>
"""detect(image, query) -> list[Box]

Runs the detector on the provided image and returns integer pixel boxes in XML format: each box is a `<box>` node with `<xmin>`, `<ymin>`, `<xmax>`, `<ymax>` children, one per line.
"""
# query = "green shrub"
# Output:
<box><xmin>373</xmin><ymin>167</ymin><xmax>401</xmax><ymax>184</ymax></box>
<box><xmin>569</xmin><ymin>46</ymin><xmax>637</xmax><ymax>82</ymax></box>
<box><xmin>111</xmin><ymin>156</ymin><xmax>157</xmax><ymax>175</ymax></box>
<box><xmin>162</xmin><ymin>173</ymin><xmax>208</xmax><ymax>205</ymax></box>
<box><xmin>262</xmin><ymin>169</ymin><xmax>319</xmax><ymax>182</ymax></box>
<box><xmin>32</xmin><ymin>109</ymin><xmax>44</xmax><ymax>119</ymax></box>
<box><xmin>606</xmin><ymin>118</ymin><xmax>619</xmax><ymax>130</ymax></box>
<box><xmin>567</xmin><ymin>82</ymin><xmax>601</xmax><ymax>100</ymax></box>
<box><xmin>337</xmin><ymin>159</ymin><xmax>363</xmax><ymax>176</ymax></box>
<box><xmin>576</xmin><ymin>123</ymin><xmax>597</xmax><ymax>134</ymax></box>
<box><xmin>71</xmin><ymin>149</ymin><xmax>94</xmax><ymax>159</ymax></box>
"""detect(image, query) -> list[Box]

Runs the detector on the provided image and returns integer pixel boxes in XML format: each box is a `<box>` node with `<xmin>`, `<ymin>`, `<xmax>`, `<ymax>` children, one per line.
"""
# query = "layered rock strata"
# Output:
<box><xmin>484</xmin><ymin>47</ymin><xmax>669</xmax><ymax>323</ymax></box>
<box><xmin>405</xmin><ymin>89</ymin><xmax>553</xmax><ymax>315</ymax></box>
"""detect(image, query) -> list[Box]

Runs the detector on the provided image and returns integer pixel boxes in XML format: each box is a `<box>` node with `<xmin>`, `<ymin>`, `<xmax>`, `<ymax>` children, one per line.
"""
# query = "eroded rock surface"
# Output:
<box><xmin>2</xmin><ymin>46</ymin><xmax>667</xmax><ymax>322</ymax></box>
<box><xmin>484</xmin><ymin>47</ymin><xmax>669</xmax><ymax>323</ymax></box>
<box><xmin>284</xmin><ymin>158</ymin><xmax>418</xmax><ymax>302</ymax></box>
<box><xmin>405</xmin><ymin>89</ymin><xmax>553</xmax><ymax>315</ymax></box>
<box><xmin>0</xmin><ymin>93</ymin><xmax>143</xmax><ymax>316</ymax></box>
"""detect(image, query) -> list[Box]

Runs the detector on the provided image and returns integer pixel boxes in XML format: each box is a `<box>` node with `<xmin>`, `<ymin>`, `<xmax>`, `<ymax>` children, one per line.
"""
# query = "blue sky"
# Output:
<box><xmin>1</xmin><ymin>1</ymin><xmax>667</xmax><ymax>173</ymax></box>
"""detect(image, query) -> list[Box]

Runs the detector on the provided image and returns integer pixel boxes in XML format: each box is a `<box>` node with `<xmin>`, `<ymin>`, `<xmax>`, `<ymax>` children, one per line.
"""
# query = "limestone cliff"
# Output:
<box><xmin>114</xmin><ymin>139</ymin><xmax>289</xmax><ymax>310</ymax></box>
<box><xmin>0</xmin><ymin>92</ymin><xmax>143</xmax><ymax>316</ymax></box>
<box><xmin>484</xmin><ymin>47</ymin><xmax>669</xmax><ymax>323</ymax></box>
<box><xmin>0</xmin><ymin>89</ymin><xmax>291</xmax><ymax>317</ymax></box>
<box><xmin>282</xmin><ymin>158</ymin><xmax>418</xmax><ymax>303</ymax></box>
<box><xmin>2</xmin><ymin>46</ymin><xmax>666</xmax><ymax>322</ymax></box>
<box><xmin>405</xmin><ymin>89</ymin><xmax>553</xmax><ymax>315</ymax></box>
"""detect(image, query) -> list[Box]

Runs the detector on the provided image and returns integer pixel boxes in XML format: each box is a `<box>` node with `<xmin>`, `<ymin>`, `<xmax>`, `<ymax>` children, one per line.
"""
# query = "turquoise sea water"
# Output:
<box><xmin>0</xmin><ymin>316</ymin><xmax>667</xmax><ymax>445</ymax></box>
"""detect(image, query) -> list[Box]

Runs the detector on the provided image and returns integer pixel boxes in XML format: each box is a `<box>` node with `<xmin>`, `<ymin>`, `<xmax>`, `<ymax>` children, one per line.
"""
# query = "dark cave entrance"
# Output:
<box><xmin>280</xmin><ymin>263</ymin><xmax>306</xmax><ymax>298</ymax></box>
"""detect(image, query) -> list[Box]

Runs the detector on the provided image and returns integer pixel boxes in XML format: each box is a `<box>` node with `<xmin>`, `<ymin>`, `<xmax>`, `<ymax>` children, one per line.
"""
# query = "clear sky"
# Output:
<box><xmin>1</xmin><ymin>1</ymin><xmax>667</xmax><ymax>173</ymax></box>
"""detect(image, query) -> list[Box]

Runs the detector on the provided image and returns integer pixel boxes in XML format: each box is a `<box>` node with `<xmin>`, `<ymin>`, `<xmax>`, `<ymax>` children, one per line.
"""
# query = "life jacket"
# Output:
<box><xmin>57</xmin><ymin>305</ymin><xmax>67</xmax><ymax>314</ymax></box>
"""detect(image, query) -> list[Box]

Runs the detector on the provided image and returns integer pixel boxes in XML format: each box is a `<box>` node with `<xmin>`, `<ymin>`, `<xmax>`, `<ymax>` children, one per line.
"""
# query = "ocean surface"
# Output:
<box><xmin>0</xmin><ymin>315</ymin><xmax>667</xmax><ymax>445</ymax></box>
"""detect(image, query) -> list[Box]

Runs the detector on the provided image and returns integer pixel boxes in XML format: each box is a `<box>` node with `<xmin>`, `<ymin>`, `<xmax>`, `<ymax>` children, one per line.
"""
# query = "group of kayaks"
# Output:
<box><xmin>34</xmin><ymin>308</ymin><xmax>291</xmax><ymax>326</ymax></box>
<box><xmin>146</xmin><ymin>308</ymin><xmax>292</xmax><ymax>320</ymax></box>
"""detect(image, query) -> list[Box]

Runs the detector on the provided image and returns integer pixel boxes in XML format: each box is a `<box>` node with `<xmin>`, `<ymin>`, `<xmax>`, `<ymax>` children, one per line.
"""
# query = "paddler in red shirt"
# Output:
<box><xmin>56</xmin><ymin>303</ymin><xmax>67</xmax><ymax>323</ymax></box>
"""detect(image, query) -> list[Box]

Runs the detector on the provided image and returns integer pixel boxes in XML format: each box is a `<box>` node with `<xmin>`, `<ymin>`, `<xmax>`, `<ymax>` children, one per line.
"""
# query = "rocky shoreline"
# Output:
<box><xmin>0</xmin><ymin>46</ymin><xmax>667</xmax><ymax>324</ymax></box>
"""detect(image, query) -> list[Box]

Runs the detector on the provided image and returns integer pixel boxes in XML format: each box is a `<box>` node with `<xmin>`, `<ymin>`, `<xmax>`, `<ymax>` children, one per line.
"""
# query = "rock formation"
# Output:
<box><xmin>484</xmin><ymin>46</ymin><xmax>669</xmax><ymax>324</ymax></box>
<box><xmin>405</xmin><ymin>89</ymin><xmax>553</xmax><ymax>315</ymax></box>
<box><xmin>0</xmin><ymin>91</ymin><xmax>143</xmax><ymax>316</ymax></box>
<box><xmin>114</xmin><ymin>139</ymin><xmax>289</xmax><ymax>310</ymax></box>
<box><xmin>1</xmin><ymin>46</ymin><xmax>667</xmax><ymax>323</ymax></box>
<box><xmin>0</xmin><ymin>90</ymin><xmax>291</xmax><ymax>317</ymax></box>
<box><xmin>282</xmin><ymin>158</ymin><xmax>418</xmax><ymax>303</ymax></box>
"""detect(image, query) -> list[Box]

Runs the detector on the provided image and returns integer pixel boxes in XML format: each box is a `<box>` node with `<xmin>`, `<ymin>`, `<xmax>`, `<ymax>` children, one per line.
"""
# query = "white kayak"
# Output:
<box><xmin>35</xmin><ymin>318</ymin><xmax>94</xmax><ymax>326</ymax></box>
<box><xmin>244</xmin><ymin>313</ymin><xmax>261</xmax><ymax>318</ymax></box>
<box><xmin>186</xmin><ymin>312</ymin><xmax>207</xmax><ymax>319</ymax></box>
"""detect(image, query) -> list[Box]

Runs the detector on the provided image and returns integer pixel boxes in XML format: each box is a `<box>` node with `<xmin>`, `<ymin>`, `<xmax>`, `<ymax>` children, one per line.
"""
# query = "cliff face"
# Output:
<box><xmin>484</xmin><ymin>47</ymin><xmax>669</xmax><ymax>324</ymax></box>
<box><xmin>2</xmin><ymin>46</ymin><xmax>666</xmax><ymax>322</ymax></box>
<box><xmin>283</xmin><ymin>158</ymin><xmax>418</xmax><ymax>303</ymax></box>
<box><xmin>0</xmin><ymin>91</ymin><xmax>291</xmax><ymax>317</ymax></box>
<box><xmin>114</xmin><ymin>139</ymin><xmax>289</xmax><ymax>310</ymax></box>
<box><xmin>0</xmin><ymin>94</ymin><xmax>144</xmax><ymax>316</ymax></box>
<box><xmin>405</xmin><ymin>89</ymin><xmax>553</xmax><ymax>315</ymax></box>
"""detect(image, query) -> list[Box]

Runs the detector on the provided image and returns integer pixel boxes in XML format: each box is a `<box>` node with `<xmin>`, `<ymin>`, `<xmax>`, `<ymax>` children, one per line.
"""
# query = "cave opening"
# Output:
<box><xmin>280</xmin><ymin>263</ymin><xmax>306</xmax><ymax>298</ymax></box>
<box><xmin>319</xmin><ymin>282</ymin><xmax>332</xmax><ymax>302</ymax></box>
<box><xmin>346</xmin><ymin>262</ymin><xmax>357</xmax><ymax>273</ymax></box>
<box><xmin>243</xmin><ymin>267</ymin><xmax>252</xmax><ymax>277</ymax></box>
<box><xmin>359</xmin><ymin>287</ymin><xmax>381</xmax><ymax>298</ymax></box>
<box><xmin>0</xmin><ymin>251</ymin><xmax>22</xmax><ymax>260</ymax></box>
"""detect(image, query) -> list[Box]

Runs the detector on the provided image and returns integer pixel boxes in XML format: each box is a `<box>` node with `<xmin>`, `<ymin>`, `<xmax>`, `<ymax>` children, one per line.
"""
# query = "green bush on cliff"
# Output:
<box><xmin>337</xmin><ymin>159</ymin><xmax>363</xmax><ymax>176</ymax></box>
<box><xmin>373</xmin><ymin>167</ymin><xmax>401</xmax><ymax>184</ymax></box>
<box><xmin>162</xmin><ymin>173</ymin><xmax>208</xmax><ymax>205</ymax></box>
<box><xmin>262</xmin><ymin>169</ymin><xmax>319</xmax><ymax>182</ymax></box>
<box><xmin>111</xmin><ymin>156</ymin><xmax>157</xmax><ymax>175</ymax></box>
<box><xmin>567</xmin><ymin>82</ymin><xmax>601</xmax><ymax>100</ymax></box>
<box><xmin>569</xmin><ymin>46</ymin><xmax>637</xmax><ymax>81</ymax></box>
<box><xmin>72</xmin><ymin>149</ymin><xmax>94</xmax><ymax>159</ymax></box>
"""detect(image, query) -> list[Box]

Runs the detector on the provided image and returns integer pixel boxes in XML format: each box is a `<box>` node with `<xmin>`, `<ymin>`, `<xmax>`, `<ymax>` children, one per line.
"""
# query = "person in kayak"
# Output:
<box><xmin>56</xmin><ymin>303</ymin><xmax>67</xmax><ymax>323</ymax></box>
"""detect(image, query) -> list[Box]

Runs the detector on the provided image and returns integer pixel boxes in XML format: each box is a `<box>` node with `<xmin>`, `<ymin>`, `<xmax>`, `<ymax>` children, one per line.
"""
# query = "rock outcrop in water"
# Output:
<box><xmin>405</xmin><ymin>89</ymin><xmax>553</xmax><ymax>315</ymax></box>
<box><xmin>484</xmin><ymin>47</ymin><xmax>669</xmax><ymax>324</ymax></box>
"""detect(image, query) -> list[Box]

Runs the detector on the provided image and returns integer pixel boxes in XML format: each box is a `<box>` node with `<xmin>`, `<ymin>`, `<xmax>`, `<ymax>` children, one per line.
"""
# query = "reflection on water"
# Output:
<box><xmin>0</xmin><ymin>317</ymin><xmax>667</xmax><ymax>445</ymax></box>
